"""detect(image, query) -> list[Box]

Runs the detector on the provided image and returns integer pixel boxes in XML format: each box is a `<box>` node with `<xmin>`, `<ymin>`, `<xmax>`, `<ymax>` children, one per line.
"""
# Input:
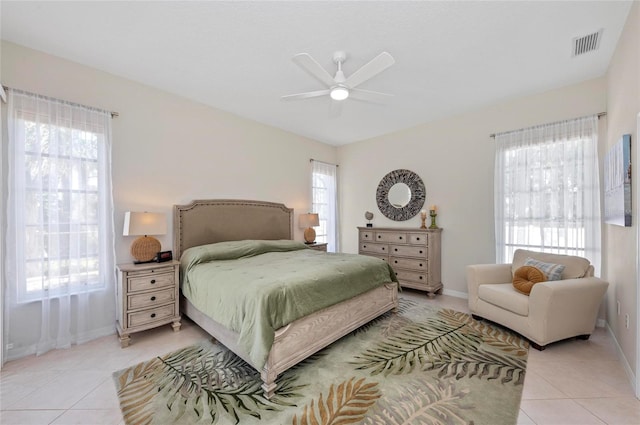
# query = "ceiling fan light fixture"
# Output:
<box><xmin>330</xmin><ymin>86</ymin><xmax>349</xmax><ymax>101</ymax></box>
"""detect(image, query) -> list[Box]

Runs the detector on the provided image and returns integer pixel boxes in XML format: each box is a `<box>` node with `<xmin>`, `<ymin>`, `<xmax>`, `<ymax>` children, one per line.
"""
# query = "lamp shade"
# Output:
<box><xmin>123</xmin><ymin>212</ymin><xmax>167</xmax><ymax>236</ymax></box>
<box><xmin>298</xmin><ymin>213</ymin><xmax>320</xmax><ymax>229</ymax></box>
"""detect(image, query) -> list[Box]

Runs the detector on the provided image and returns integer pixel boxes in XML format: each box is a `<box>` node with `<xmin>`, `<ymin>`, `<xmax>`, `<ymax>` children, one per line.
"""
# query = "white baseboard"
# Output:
<box><xmin>442</xmin><ymin>288</ymin><xmax>468</xmax><ymax>299</ymax></box>
<box><xmin>597</xmin><ymin>318</ymin><xmax>606</xmax><ymax>328</ymax></box>
<box><xmin>605</xmin><ymin>322</ymin><xmax>637</xmax><ymax>396</ymax></box>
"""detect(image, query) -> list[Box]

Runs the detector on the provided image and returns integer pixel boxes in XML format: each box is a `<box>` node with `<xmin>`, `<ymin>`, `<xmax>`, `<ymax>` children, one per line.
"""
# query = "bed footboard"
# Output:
<box><xmin>182</xmin><ymin>282</ymin><xmax>398</xmax><ymax>399</ymax></box>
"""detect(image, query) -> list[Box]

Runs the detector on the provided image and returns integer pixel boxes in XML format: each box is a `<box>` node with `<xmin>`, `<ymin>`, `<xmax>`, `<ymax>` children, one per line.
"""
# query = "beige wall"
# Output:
<box><xmin>338</xmin><ymin>78</ymin><xmax>607</xmax><ymax>296</ymax></box>
<box><xmin>604</xmin><ymin>1</ymin><xmax>639</xmax><ymax>377</ymax></box>
<box><xmin>1</xmin><ymin>41</ymin><xmax>337</xmax><ymax>263</ymax></box>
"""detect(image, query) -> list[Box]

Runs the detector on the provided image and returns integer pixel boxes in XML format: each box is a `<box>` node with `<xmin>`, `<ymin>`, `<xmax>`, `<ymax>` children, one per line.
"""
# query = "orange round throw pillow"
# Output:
<box><xmin>513</xmin><ymin>265</ymin><xmax>547</xmax><ymax>295</ymax></box>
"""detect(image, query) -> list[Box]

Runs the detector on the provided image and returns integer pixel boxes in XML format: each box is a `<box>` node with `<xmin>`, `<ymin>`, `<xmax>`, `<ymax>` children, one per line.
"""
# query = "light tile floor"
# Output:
<box><xmin>0</xmin><ymin>291</ymin><xmax>638</xmax><ymax>425</ymax></box>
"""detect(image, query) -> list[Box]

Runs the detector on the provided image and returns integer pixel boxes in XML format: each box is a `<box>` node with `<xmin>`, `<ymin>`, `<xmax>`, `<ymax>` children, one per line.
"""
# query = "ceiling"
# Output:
<box><xmin>1</xmin><ymin>1</ymin><xmax>633</xmax><ymax>146</ymax></box>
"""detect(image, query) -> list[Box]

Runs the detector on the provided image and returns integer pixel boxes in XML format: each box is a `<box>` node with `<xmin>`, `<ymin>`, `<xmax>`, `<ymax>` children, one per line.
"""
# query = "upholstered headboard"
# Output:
<box><xmin>173</xmin><ymin>199</ymin><xmax>294</xmax><ymax>259</ymax></box>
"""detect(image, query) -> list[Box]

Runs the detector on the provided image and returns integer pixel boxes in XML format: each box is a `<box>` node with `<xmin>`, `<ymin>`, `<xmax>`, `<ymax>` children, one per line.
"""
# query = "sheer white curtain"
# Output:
<box><xmin>494</xmin><ymin>115</ymin><xmax>601</xmax><ymax>274</ymax></box>
<box><xmin>311</xmin><ymin>160</ymin><xmax>339</xmax><ymax>252</ymax></box>
<box><xmin>5</xmin><ymin>89</ymin><xmax>116</xmax><ymax>359</ymax></box>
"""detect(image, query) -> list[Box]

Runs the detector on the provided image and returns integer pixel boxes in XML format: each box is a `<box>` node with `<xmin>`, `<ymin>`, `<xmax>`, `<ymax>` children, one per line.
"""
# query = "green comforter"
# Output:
<box><xmin>180</xmin><ymin>240</ymin><xmax>397</xmax><ymax>369</ymax></box>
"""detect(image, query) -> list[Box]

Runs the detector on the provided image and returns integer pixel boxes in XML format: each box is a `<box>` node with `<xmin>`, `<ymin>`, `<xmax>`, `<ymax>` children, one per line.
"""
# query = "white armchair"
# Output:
<box><xmin>466</xmin><ymin>249</ymin><xmax>609</xmax><ymax>350</ymax></box>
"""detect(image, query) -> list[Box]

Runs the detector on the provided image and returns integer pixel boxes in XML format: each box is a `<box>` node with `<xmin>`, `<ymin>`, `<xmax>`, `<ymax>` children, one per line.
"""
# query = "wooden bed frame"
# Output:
<box><xmin>174</xmin><ymin>199</ymin><xmax>398</xmax><ymax>398</ymax></box>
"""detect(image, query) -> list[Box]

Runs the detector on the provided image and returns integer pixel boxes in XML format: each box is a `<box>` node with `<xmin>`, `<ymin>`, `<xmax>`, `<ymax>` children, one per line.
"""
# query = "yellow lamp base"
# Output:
<box><xmin>303</xmin><ymin>227</ymin><xmax>316</xmax><ymax>244</ymax></box>
<box><xmin>131</xmin><ymin>236</ymin><xmax>161</xmax><ymax>263</ymax></box>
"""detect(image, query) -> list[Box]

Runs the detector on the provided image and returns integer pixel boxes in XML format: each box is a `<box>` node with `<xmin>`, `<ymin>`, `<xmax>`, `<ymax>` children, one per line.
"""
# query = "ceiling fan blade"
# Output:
<box><xmin>281</xmin><ymin>89</ymin><xmax>330</xmax><ymax>101</ymax></box>
<box><xmin>329</xmin><ymin>99</ymin><xmax>343</xmax><ymax>118</ymax></box>
<box><xmin>292</xmin><ymin>53</ymin><xmax>336</xmax><ymax>87</ymax></box>
<box><xmin>349</xmin><ymin>88</ymin><xmax>394</xmax><ymax>104</ymax></box>
<box><xmin>344</xmin><ymin>52</ymin><xmax>395</xmax><ymax>89</ymax></box>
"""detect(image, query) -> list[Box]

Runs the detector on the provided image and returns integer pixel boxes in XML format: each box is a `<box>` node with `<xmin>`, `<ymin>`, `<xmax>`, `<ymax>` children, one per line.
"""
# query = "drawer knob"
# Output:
<box><xmin>419</xmin><ymin>250</ymin><xmax>423</xmax><ymax>254</ymax></box>
<box><xmin>151</xmin><ymin>313</ymin><xmax>156</xmax><ymax>318</ymax></box>
<box><xmin>151</xmin><ymin>296</ymin><xmax>156</xmax><ymax>301</ymax></box>
<box><xmin>394</xmin><ymin>260</ymin><xmax>398</xmax><ymax>264</ymax></box>
<box><xmin>419</xmin><ymin>276</ymin><xmax>423</xmax><ymax>280</ymax></box>
<box><xmin>150</xmin><ymin>279</ymin><xmax>156</xmax><ymax>284</ymax></box>
<box><xmin>399</xmin><ymin>236</ymin><xmax>403</xmax><ymax>240</ymax></box>
<box><xmin>365</xmin><ymin>235</ymin><xmax>369</xmax><ymax>238</ymax></box>
<box><xmin>381</xmin><ymin>247</ymin><xmax>385</xmax><ymax>251</ymax></box>
<box><xmin>378</xmin><ymin>235</ymin><xmax>381</xmax><ymax>239</ymax></box>
<box><xmin>419</xmin><ymin>264</ymin><xmax>423</xmax><ymax>267</ymax></box>
<box><xmin>394</xmin><ymin>248</ymin><xmax>398</xmax><ymax>252</ymax></box>
<box><xmin>363</xmin><ymin>245</ymin><xmax>367</xmax><ymax>248</ymax></box>
<box><xmin>417</xmin><ymin>237</ymin><xmax>421</xmax><ymax>241</ymax></box>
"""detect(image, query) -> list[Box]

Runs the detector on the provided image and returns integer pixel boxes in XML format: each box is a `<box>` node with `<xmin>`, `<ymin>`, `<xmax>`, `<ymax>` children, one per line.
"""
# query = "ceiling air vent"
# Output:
<box><xmin>572</xmin><ymin>29</ymin><xmax>603</xmax><ymax>57</ymax></box>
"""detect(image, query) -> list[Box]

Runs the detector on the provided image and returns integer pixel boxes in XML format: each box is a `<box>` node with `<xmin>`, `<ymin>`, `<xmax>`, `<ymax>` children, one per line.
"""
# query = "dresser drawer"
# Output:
<box><xmin>360</xmin><ymin>242</ymin><xmax>389</xmax><ymax>255</ymax></box>
<box><xmin>127</xmin><ymin>287</ymin><xmax>175</xmax><ymax>310</ymax></box>
<box><xmin>390</xmin><ymin>244</ymin><xmax>427</xmax><ymax>258</ymax></box>
<box><xmin>390</xmin><ymin>257</ymin><xmax>427</xmax><ymax>271</ymax></box>
<box><xmin>375</xmin><ymin>231</ymin><xmax>408</xmax><ymax>243</ymax></box>
<box><xmin>408</xmin><ymin>233</ymin><xmax>428</xmax><ymax>246</ymax></box>
<box><xmin>360</xmin><ymin>231</ymin><xmax>374</xmax><ymax>241</ymax></box>
<box><xmin>128</xmin><ymin>273</ymin><xmax>174</xmax><ymax>292</ymax></box>
<box><xmin>128</xmin><ymin>304</ymin><xmax>175</xmax><ymax>328</ymax></box>
<box><xmin>394</xmin><ymin>269</ymin><xmax>428</xmax><ymax>284</ymax></box>
<box><xmin>363</xmin><ymin>253</ymin><xmax>389</xmax><ymax>263</ymax></box>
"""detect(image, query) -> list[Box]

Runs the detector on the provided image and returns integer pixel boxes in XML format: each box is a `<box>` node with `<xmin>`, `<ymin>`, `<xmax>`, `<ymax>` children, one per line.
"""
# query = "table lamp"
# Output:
<box><xmin>123</xmin><ymin>211</ymin><xmax>167</xmax><ymax>263</ymax></box>
<box><xmin>299</xmin><ymin>213</ymin><xmax>320</xmax><ymax>244</ymax></box>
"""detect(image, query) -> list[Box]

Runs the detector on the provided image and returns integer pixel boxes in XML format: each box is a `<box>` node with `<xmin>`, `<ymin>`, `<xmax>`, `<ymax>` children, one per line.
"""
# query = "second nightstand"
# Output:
<box><xmin>307</xmin><ymin>242</ymin><xmax>328</xmax><ymax>252</ymax></box>
<box><xmin>116</xmin><ymin>260</ymin><xmax>181</xmax><ymax>348</ymax></box>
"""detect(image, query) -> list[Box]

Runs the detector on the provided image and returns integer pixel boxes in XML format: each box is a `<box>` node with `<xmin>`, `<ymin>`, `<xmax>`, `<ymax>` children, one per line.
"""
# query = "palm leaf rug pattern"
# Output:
<box><xmin>113</xmin><ymin>300</ymin><xmax>528</xmax><ymax>425</ymax></box>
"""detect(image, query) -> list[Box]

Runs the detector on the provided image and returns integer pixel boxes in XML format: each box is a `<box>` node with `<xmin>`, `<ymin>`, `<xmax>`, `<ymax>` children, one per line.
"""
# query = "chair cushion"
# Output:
<box><xmin>513</xmin><ymin>265</ymin><xmax>547</xmax><ymax>295</ymax></box>
<box><xmin>478</xmin><ymin>284</ymin><xmax>529</xmax><ymax>316</ymax></box>
<box><xmin>512</xmin><ymin>249</ymin><xmax>591</xmax><ymax>280</ymax></box>
<box><xmin>524</xmin><ymin>258</ymin><xmax>565</xmax><ymax>281</ymax></box>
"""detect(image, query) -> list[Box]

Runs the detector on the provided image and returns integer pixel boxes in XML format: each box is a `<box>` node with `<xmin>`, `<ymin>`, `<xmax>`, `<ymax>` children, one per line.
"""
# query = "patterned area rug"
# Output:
<box><xmin>113</xmin><ymin>299</ymin><xmax>528</xmax><ymax>424</ymax></box>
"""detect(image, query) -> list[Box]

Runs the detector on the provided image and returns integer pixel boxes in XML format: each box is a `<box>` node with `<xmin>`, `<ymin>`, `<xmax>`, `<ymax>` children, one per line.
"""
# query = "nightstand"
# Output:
<box><xmin>116</xmin><ymin>260</ymin><xmax>181</xmax><ymax>347</ymax></box>
<box><xmin>307</xmin><ymin>242</ymin><xmax>328</xmax><ymax>252</ymax></box>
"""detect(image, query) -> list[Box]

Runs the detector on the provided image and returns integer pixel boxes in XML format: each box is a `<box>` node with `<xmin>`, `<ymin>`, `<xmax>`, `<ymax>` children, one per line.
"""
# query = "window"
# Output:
<box><xmin>7</xmin><ymin>90</ymin><xmax>114</xmax><ymax>302</ymax></box>
<box><xmin>494</xmin><ymin>115</ymin><xmax>601</xmax><ymax>272</ymax></box>
<box><xmin>311</xmin><ymin>160</ymin><xmax>338</xmax><ymax>252</ymax></box>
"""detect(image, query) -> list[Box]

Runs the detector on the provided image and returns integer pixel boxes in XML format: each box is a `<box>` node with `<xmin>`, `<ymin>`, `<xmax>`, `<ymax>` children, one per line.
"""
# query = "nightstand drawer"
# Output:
<box><xmin>360</xmin><ymin>242</ymin><xmax>388</xmax><ymax>254</ymax></box>
<box><xmin>390</xmin><ymin>257</ymin><xmax>427</xmax><ymax>271</ymax></box>
<box><xmin>375</xmin><ymin>232</ymin><xmax>407</xmax><ymax>243</ymax></box>
<box><xmin>128</xmin><ymin>273</ymin><xmax>174</xmax><ymax>292</ymax></box>
<box><xmin>125</xmin><ymin>265</ymin><xmax>175</xmax><ymax>277</ymax></box>
<box><xmin>128</xmin><ymin>304</ymin><xmax>175</xmax><ymax>328</ymax></box>
<box><xmin>128</xmin><ymin>287</ymin><xmax>175</xmax><ymax>310</ymax></box>
<box><xmin>390</xmin><ymin>245</ymin><xmax>427</xmax><ymax>258</ymax></box>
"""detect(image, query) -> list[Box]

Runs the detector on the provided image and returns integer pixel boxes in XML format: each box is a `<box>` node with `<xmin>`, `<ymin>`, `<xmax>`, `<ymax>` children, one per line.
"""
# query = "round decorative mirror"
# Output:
<box><xmin>376</xmin><ymin>169</ymin><xmax>425</xmax><ymax>221</ymax></box>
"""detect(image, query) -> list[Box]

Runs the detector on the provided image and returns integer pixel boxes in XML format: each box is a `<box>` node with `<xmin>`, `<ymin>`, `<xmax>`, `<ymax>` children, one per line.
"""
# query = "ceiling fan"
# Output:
<box><xmin>281</xmin><ymin>51</ymin><xmax>395</xmax><ymax>106</ymax></box>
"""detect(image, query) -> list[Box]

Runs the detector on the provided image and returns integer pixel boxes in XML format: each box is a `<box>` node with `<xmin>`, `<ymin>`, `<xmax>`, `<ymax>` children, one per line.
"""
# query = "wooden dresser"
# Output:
<box><xmin>358</xmin><ymin>227</ymin><xmax>442</xmax><ymax>297</ymax></box>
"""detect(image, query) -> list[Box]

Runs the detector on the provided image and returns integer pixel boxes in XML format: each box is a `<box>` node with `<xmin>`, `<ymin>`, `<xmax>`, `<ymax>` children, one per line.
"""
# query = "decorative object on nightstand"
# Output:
<box><xmin>308</xmin><ymin>242</ymin><xmax>328</xmax><ymax>252</ymax></box>
<box><xmin>365</xmin><ymin>211</ymin><xmax>374</xmax><ymax>227</ymax></box>
<box><xmin>429</xmin><ymin>205</ymin><xmax>438</xmax><ymax>229</ymax></box>
<box><xmin>299</xmin><ymin>213</ymin><xmax>320</xmax><ymax>244</ymax></box>
<box><xmin>358</xmin><ymin>226</ymin><xmax>442</xmax><ymax>298</ymax></box>
<box><xmin>123</xmin><ymin>211</ymin><xmax>167</xmax><ymax>263</ymax></box>
<box><xmin>420</xmin><ymin>210</ymin><xmax>427</xmax><ymax>229</ymax></box>
<box><xmin>116</xmin><ymin>260</ymin><xmax>181</xmax><ymax>348</ymax></box>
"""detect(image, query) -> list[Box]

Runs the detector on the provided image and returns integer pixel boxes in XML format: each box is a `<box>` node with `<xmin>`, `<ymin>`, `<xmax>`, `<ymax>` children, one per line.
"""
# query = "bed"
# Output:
<box><xmin>174</xmin><ymin>199</ymin><xmax>398</xmax><ymax>399</ymax></box>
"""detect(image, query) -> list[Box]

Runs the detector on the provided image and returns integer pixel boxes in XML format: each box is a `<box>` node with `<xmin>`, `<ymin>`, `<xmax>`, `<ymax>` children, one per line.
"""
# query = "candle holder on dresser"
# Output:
<box><xmin>429</xmin><ymin>210</ymin><xmax>438</xmax><ymax>229</ymax></box>
<box><xmin>420</xmin><ymin>210</ymin><xmax>427</xmax><ymax>229</ymax></box>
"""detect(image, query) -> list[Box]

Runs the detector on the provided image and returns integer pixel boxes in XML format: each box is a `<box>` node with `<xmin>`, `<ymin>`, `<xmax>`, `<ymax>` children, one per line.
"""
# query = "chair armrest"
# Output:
<box><xmin>529</xmin><ymin>277</ymin><xmax>609</xmax><ymax>341</ymax></box>
<box><xmin>466</xmin><ymin>264</ymin><xmax>512</xmax><ymax>310</ymax></box>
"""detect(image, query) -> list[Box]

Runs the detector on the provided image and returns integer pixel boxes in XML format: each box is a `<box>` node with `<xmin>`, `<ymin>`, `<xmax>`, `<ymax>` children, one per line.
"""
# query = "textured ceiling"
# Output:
<box><xmin>1</xmin><ymin>1</ymin><xmax>633</xmax><ymax>145</ymax></box>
